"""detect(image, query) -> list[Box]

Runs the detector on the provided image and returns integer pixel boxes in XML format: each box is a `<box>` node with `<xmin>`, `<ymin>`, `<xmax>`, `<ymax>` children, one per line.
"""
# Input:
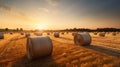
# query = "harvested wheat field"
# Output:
<box><xmin>0</xmin><ymin>32</ymin><xmax>120</xmax><ymax>67</ymax></box>
<box><xmin>1</xmin><ymin>0</ymin><xmax>120</xmax><ymax>67</ymax></box>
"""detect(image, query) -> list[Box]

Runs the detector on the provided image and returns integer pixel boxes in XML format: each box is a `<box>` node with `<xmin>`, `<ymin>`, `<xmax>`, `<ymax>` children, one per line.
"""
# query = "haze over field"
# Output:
<box><xmin>0</xmin><ymin>0</ymin><xmax>120</xmax><ymax>30</ymax></box>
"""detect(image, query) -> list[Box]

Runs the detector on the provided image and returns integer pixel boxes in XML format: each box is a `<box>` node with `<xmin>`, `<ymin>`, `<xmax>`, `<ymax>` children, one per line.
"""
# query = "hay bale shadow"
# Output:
<box><xmin>84</xmin><ymin>45</ymin><xmax>120</xmax><ymax>57</ymax></box>
<box><xmin>11</xmin><ymin>55</ymin><xmax>58</xmax><ymax>67</ymax></box>
<box><xmin>10</xmin><ymin>37</ymin><xmax>26</xmax><ymax>41</ymax></box>
<box><xmin>59</xmin><ymin>37</ymin><xmax>73</xmax><ymax>41</ymax></box>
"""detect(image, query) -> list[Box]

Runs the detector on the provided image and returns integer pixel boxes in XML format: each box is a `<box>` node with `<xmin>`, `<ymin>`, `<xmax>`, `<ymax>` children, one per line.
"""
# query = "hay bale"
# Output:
<box><xmin>117</xmin><ymin>32</ymin><xmax>119</xmax><ymax>34</ymax></box>
<box><xmin>47</xmin><ymin>32</ymin><xmax>50</xmax><ymax>35</ymax></box>
<box><xmin>74</xmin><ymin>32</ymin><xmax>91</xmax><ymax>46</ymax></box>
<box><xmin>72</xmin><ymin>32</ymin><xmax>78</xmax><ymax>36</ymax></box>
<box><xmin>50</xmin><ymin>32</ymin><xmax>53</xmax><ymax>34</ymax></box>
<box><xmin>99</xmin><ymin>32</ymin><xmax>105</xmax><ymax>37</ymax></box>
<box><xmin>34</xmin><ymin>32</ymin><xmax>42</xmax><ymax>36</ymax></box>
<box><xmin>20</xmin><ymin>32</ymin><xmax>24</xmax><ymax>35</ymax></box>
<box><xmin>112</xmin><ymin>32</ymin><xmax>116</xmax><ymax>36</ymax></box>
<box><xmin>61</xmin><ymin>32</ymin><xmax>64</xmax><ymax>35</ymax></box>
<box><xmin>106</xmin><ymin>32</ymin><xmax>110</xmax><ymax>34</ymax></box>
<box><xmin>93</xmin><ymin>32</ymin><xmax>97</xmax><ymax>35</ymax></box>
<box><xmin>0</xmin><ymin>32</ymin><xmax>4</xmax><ymax>39</ymax></box>
<box><xmin>26</xmin><ymin>33</ymin><xmax>30</xmax><ymax>37</ymax></box>
<box><xmin>66</xmin><ymin>32</ymin><xmax>69</xmax><ymax>34</ymax></box>
<box><xmin>54</xmin><ymin>32</ymin><xmax>59</xmax><ymax>37</ymax></box>
<box><xmin>26</xmin><ymin>36</ymin><xmax>53</xmax><ymax>60</ymax></box>
<box><xmin>10</xmin><ymin>32</ymin><xmax>13</xmax><ymax>35</ymax></box>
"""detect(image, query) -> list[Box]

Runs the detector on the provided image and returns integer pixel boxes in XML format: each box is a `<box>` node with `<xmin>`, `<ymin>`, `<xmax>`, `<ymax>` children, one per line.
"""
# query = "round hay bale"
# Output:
<box><xmin>74</xmin><ymin>32</ymin><xmax>91</xmax><ymax>46</ymax></box>
<box><xmin>20</xmin><ymin>32</ymin><xmax>24</xmax><ymax>35</ymax></box>
<box><xmin>112</xmin><ymin>32</ymin><xmax>116</xmax><ymax>36</ymax></box>
<box><xmin>0</xmin><ymin>32</ymin><xmax>4</xmax><ymax>39</ymax></box>
<box><xmin>26</xmin><ymin>33</ymin><xmax>30</xmax><ymax>37</ymax></box>
<box><xmin>117</xmin><ymin>32</ymin><xmax>119</xmax><ymax>34</ymax></box>
<box><xmin>10</xmin><ymin>32</ymin><xmax>13</xmax><ymax>35</ymax></box>
<box><xmin>106</xmin><ymin>32</ymin><xmax>110</xmax><ymax>34</ymax></box>
<box><xmin>54</xmin><ymin>32</ymin><xmax>59</xmax><ymax>37</ymax></box>
<box><xmin>66</xmin><ymin>32</ymin><xmax>69</xmax><ymax>34</ymax></box>
<box><xmin>47</xmin><ymin>32</ymin><xmax>50</xmax><ymax>35</ymax></box>
<box><xmin>72</xmin><ymin>32</ymin><xmax>78</xmax><ymax>36</ymax></box>
<box><xmin>50</xmin><ymin>32</ymin><xmax>53</xmax><ymax>34</ymax></box>
<box><xmin>99</xmin><ymin>32</ymin><xmax>105</xmax><ymax>37</ymax></box>
<box><xmin>61</xmin><ymin>32</ymin><xmax>64</xmax><ymax>35</ymax></box>
<box><xmin>34</xmin><ymin>32</ymin><xmax>42</xmax><ymax>36</ymax></box>
<box><xmin>26</xmin><ymin>36</ymin><xmax>53</xmax><ymax>60</ymax></box>
<box><xmin>93</xmin><ymin>32</ymin><xmax>97</xmax><ymax>35</ymax></box>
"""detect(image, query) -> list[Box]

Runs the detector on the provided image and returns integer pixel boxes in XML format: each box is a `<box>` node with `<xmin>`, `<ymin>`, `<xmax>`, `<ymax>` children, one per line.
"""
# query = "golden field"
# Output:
<box><xmin>0</xmin><ymin>32</ymin><xmax>120</xmax><ymax>67</ymax></box>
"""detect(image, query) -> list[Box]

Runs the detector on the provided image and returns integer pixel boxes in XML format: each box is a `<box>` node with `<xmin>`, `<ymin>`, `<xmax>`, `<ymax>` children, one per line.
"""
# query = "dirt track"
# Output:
<box><xmin>0</xmin><ymin>33</ymin><xmax>120</xmax><ymax>67</ymax></box>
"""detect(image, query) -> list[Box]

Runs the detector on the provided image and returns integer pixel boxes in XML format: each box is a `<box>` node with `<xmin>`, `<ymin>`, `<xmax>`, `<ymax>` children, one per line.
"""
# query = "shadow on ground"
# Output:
<box><xmin>11</xmin><ymin>55</ymin><xmax>58</xmax><ymax>67</ymax></box>
<box><xmin>84</xmin><ymin>45</ymin><xmax>120</xmax><ymax>57</ymax></box>
<box><xmin>10</xmin><ymin>37</ymin><xmax>26</xmax><ymax>41</ymax></box>
<box><xmin>59</xmin><ymin>37</ymin><xmax>73</xmax><ymax>41</ymax></box>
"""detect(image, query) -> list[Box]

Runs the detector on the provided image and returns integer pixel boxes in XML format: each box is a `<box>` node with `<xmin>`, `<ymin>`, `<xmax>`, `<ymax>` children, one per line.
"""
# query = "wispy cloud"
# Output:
<box><xmin>0</xmin><ymin>4</ymin><xmax>31</xmax><ymax>21</ymax></box>
<box><xmin>38</xmin><ymin>8</ymin><xmax>49</xmax><ymax>13</ymax></box>
<box><xmin>46</xmin><ymin>0</ymin><xmax>58</xmax><ymax>6</ymax></box>
<box><xmin>0</xmin><ymin>4</ymin><xmax>11</xmax><ymax>11</ymax></box>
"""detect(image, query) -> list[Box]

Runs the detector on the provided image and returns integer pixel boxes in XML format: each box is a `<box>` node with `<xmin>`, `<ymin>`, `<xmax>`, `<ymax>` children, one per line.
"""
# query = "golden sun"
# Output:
<box><xmin>36</xmin><ymin>24</ymin><xmax>46</xmax><ymax>30</ymax></box>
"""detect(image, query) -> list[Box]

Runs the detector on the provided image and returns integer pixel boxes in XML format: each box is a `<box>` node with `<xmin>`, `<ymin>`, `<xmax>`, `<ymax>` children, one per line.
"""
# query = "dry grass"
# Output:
<box><xmin>0</xmin><ymin>32</ymin><xmax>120</xmax><ymax>67</ymax></box>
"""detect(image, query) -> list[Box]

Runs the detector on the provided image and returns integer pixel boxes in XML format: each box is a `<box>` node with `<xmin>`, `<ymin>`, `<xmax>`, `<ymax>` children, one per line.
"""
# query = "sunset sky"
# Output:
<box><xmin>0</xmin><ymin>0</ymin><xmax>120</xmax><ymax>30</ymax></box>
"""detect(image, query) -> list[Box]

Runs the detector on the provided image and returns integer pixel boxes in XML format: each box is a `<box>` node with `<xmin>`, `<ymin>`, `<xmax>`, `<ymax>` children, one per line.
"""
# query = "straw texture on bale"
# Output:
<box><xmin>26</xmin><ymin>36</ymin><xmax>53</xmax><ymax>60</ymax></box>
<box><xmin>34</xmin><ymin>32</ymin><xmax>43</xmax><ymax>36</ymax></box>
<box><xmin>0</xmin><ymin>32</ymin><xmax>4</xmax><ymax>39</ymax></box>
<box><xmin>74</xmin><ymin>32</ymin><xmax>91</xmax><ymax>46</ymax></box>
<box><xmin>72</xmin><ymin>32</ymin><xmax>78</xmax><ymax>36</ymax></box>
<box><xmin>26</xmin><ymin>33</ymin><xmax>30</xmax><ymax>37</ymax></box>
<box><xmin>99</xmin><ymin>32</ymin><xmax>106</xmax><ymax>37</ymax></box>
<box><xmin>54</xmin><ymin>32</ymin><xmax>59</xmax><ymax>37</ymax></box>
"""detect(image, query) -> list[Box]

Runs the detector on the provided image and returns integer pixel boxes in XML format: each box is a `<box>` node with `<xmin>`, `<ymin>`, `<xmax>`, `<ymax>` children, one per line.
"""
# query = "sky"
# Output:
<box><xmin>0</xmin><ymin>0</ymin><xmax>120</xmax><ymax>30</ymax></box>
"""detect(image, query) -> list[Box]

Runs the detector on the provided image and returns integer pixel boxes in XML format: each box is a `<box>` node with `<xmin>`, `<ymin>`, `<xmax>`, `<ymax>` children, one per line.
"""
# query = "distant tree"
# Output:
<box><xmin>16</xmin><ymin>28</ymin><xmax>19</xmax><ymax>31</ymax></box>
<box><xmin>20</xmin><ymin>28</ymin><xmax>23</xmax><ymax>31</ymax></box>
<box><xmin>65</xmin><ymin>28</ymin><xmax>68</xmax><ymax>31</ymax></box>
<box><xmin>5</xmin><ymin>28</ymin><xmax>9</xmax><ymax>31</ymax></box>
<box><xmin>73</xmin><ymin>28</ymin><xmax>77</xmax><ymax>30</ymax></box>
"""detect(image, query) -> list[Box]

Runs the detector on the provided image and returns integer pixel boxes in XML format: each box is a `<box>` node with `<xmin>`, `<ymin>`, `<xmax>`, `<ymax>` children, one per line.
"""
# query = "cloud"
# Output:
<box><xmin>38</xmin><ymin>8</ymin><xmax>49</xmax><ymax>13</ymax></box>
<box><xmin>46</xmin><ymin>0</ymin><xmax>58</xmax><ymax>6</ymax></box>
<box><xmin>0</xmin><ymin>4</ymin><xmax>11</xmax><ymax>11</ymax></box>
<box><xmin>0</xmin><ymin>4</ymin><xmax>31</xmax><ymax>21</ymax></box>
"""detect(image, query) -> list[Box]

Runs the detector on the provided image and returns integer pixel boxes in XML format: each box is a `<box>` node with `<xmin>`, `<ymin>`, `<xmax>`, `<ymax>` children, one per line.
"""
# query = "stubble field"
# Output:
<box><xmin>0</xmin><ymin>32</ymin><xmax>120</xmax><ymax>67</ymax></box>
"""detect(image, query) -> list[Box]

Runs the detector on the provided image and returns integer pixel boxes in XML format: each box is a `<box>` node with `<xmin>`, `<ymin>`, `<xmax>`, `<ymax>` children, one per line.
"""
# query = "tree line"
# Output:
<box><xmin>0</xmin><ymin>28</ymin><xmax>120</xmax><ymax>32</ymax></box>
<box><xmin>0</xmin><ymin>28</ymin><xmax>23</xmax><ymax>32</ymax></box>
<box><xmin>44</xmin><ymin>28</ymin><xmax>120</xmax><ymax>32</ymax></box>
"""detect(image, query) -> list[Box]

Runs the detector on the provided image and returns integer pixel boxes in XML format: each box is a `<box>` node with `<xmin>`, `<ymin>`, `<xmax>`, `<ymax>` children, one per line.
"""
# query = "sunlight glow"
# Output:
<box><xmin>36</xmin><ymin>24</ymin><xmax>46</xmax><ymax>30</ymax></box>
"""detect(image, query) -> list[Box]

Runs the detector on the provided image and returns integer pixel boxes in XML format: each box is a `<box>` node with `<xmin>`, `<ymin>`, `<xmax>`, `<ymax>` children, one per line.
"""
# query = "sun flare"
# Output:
<box><xmin>36</xmin><ymin>24</ymin><xmax>46</xmax><ymax>30</ymax></box>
